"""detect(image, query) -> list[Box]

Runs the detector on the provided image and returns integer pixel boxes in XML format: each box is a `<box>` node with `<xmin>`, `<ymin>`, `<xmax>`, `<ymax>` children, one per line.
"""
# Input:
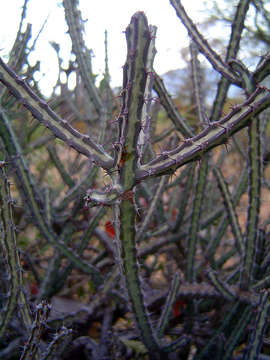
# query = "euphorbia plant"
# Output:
<box><xmin>1</xmin><ymin>0</ymin><xmax>270</xmax><ymax>359</ymax></box>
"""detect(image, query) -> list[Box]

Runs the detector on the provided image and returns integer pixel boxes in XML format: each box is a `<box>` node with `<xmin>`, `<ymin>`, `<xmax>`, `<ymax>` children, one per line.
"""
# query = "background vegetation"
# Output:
<box><xmin>1</xmin><ymin>0</ymin><xmax>270</xmax><ymax>359</ymax></box>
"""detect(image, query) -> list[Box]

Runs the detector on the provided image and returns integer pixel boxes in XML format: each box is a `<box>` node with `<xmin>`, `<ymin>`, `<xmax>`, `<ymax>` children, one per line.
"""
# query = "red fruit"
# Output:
<box><xmin>171</xmin><ymin>208</ymin><xmax>177</xmax><ymax>221</ymax></box>
<box><xmin>30</xmin><ymin>282</ymin><xmax>39</xmax><ymax>295</ymax></box>
<box><xmin>105</xmin><ymin>221</ymin><xmax>115</xmax><ymax>239</ymax></box>
<box><xmin>173</xmin><ymin>300</ymin><xmax>186</xmax><ymax>317</ymax></box>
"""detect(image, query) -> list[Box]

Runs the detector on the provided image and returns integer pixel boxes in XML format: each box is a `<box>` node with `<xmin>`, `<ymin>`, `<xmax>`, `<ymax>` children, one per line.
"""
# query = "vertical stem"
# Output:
<box><xmin>117</xmin><ymin>12</ymin><xmax>160</xmax><ymax>353</ymax></box>
<box><xmin>241</xmin><ymin>117</ymin><xmax>261</xmax><ymax>289</ymax></box>
<box><xmin>0</xmin><ymin>166</ymin><xmax>32</xmax><ymax>336</ymax></box>
<box><xmin>210</xmin><ymin>0</ymin><xmax>251</xmax><ymax>121</ymax></box>
<box><xmin>186</xmin><ymin>159</ymin><xmax>208</xmax><ymax>282</ymax></box>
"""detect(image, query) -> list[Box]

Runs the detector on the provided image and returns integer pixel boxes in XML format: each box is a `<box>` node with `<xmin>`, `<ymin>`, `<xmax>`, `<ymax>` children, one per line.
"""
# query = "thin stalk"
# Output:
<box><xmin>169</xmin><ymin>0</ymin><xmax>241</xmax><ymax>87</ymax></box>
<box><xmin>0</xmin><ymin>166</ymin><xmax>32</xmax><ymax>336</ymax></box>
<box><xmin>241</xmin><ymin>116</ymin><xmax>261</xmax><ymax>289</ymax></box>
<box><xmin>186</xmin><ymin>159</ymin><xmax>208</xmax><ymax>282</ymax></box>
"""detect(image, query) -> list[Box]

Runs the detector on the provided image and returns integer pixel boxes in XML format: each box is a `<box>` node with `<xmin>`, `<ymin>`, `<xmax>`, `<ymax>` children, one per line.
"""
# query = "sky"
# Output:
<box><xmin>0</xmin><ymin>0</ymin><xmax>219</xmax><ymax>96</ymax></box>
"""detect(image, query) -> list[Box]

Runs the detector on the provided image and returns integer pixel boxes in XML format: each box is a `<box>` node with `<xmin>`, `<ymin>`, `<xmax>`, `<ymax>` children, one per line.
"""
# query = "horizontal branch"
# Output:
<box><xmin>0</xmin><ymin>57</ymin><xmax>114</xmax><ymax>169</ymax></box>
<box><xmin>136</xmin><ymin>87</ymin><xmax>270</xmax><ymax>182</ymax></box>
